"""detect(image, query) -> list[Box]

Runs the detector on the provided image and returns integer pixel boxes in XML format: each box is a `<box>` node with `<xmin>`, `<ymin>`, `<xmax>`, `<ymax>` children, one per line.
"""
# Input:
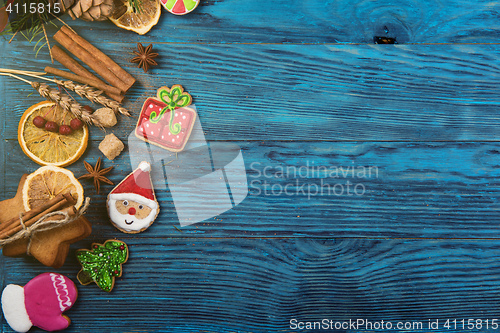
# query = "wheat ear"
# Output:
<box><xmin>31</xmin><ymin>82</ymin><xmax>103</xmax><ymax>128</ymax></box>
<box><xmin>55</xmin><ymin>80</ymin><xmax>131</xmax><ymax>117</ymax></box>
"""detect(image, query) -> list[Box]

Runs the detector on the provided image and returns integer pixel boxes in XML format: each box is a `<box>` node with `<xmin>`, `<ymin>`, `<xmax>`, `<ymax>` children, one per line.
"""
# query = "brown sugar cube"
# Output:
<box><xmin>99</xmin><ymin>133</ymin><xmax>124</xmax><ymax>160</ymax></box>
<box><xmin>93</xmin><ymin>108</ymin><xmax>117</xmax><ymax>127</ymax></box>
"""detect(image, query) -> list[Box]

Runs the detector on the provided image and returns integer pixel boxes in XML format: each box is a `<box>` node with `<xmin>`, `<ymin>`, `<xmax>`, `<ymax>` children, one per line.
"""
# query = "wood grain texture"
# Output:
<box><xmin>2</xmin><ymin>3</ymin><xmax>500</xmax><ymax>332</ymax></box>
<box><xmin>2</xmin><ymin>140</ymin><xmax>500</xmax><ymax>239</ymax></box>
<box><xmin>57</xmin><ymin>0</ymin><xmax>500</xmax><ymax>44</ymax></box>
<box><xmin>0</xmin><ymin>41</ymin><xmax>6</xmax><ymax>205</ymax></box>
<box><xmin>3</xmin><ymin>41</ymin><xmax>500</xmax><ymax>141</ymax></box>
<box><xmin>3</xmin><ymin>238</ymin><xmax>500</xmax><ymax>332</ymax></box>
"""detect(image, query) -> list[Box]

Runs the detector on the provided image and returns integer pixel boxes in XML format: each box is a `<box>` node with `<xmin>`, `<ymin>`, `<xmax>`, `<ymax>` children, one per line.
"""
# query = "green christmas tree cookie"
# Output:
<box><xmin>76</xmin><ymin>240</ymin><xmax>129</xmax><ymax>292</ymax></box>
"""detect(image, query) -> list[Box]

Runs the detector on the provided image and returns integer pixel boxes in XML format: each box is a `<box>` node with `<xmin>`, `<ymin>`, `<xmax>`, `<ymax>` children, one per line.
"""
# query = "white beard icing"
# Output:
<box><xmin>107</xmin><ymin>198</ymin><xmax>157</xmax><ymax>232</ymax></box>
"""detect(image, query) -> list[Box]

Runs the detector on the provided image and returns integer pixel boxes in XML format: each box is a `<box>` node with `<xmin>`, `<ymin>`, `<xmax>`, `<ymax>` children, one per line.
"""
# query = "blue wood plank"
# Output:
<box><xmin>0</xmin><ymin>40</ymin><xmax>6</xmax><ymax>332</ymax></box>
<box><xmin>50</xmin><ymin>0</ymin><xmax>500</xmax><ymax>44</ymax></box>
<box><xmin>3</xmin><ymin>238</ymin><xmax>500</xmax><ymax>332</ymax></box>
<box><xmin>2</xmin><ymin>140</ymin><xmax>500</xmax><ymax>238</ymax></box>
<box><xmin>3</xmin><ymin>42</ymin><xmax>500</xmax><ymax>141</ymax></box>
<box><xmin>0</xmin><ymin>40</ymin><xmax>6</xmax><ymax>202</ymax></box>
<box><xmin>2</xmin><ymin>5</ymin><xmax>500</xmax><ymax>332</ymax></box>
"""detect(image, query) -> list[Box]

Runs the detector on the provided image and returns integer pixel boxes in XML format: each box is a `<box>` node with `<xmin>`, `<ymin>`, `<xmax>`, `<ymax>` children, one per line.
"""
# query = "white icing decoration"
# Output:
<box><xmin>162</xmin><ymin>136</ymin><xmax>164</xmax><ymax>139</ymax></box>
<box><xmin>149</xmin><ymin>104</ymin><xmax>153</xmax><ymax>108</ymax></box>
<box><xmin>183</xmin><ymin>116</ymin><xmax>186</xmax><ymax>119</ymax></box>
<box><xmin>172</xmin><ymin>139</ymin><xmax>175</xmax><ymax>142</ymax></box>
<box><xmin>146</xmin><ymin>123</ymin><xmax>150</xmax><ymax>128</ymax></box>
<box><xmin>1</xmin><ymin>284</ymin><xmax>32</xmax><ymax>333</ymax></box>
<box><xmin>50</xmin><ymin>273</ymin><xmax>72</xmax><ymax>312</ymax></box>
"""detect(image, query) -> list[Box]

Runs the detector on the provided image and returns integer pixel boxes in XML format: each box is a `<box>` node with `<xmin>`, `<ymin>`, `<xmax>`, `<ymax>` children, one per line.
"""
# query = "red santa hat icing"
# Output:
<box><xmin>109</xmin><ymin>161</ymin><xmax>158</xmax><ymax>209</ymax></box>
<box><xmin>1</xmin><ymin>272</ymin><xmax>78</xmax><ymax>332</ymax></box>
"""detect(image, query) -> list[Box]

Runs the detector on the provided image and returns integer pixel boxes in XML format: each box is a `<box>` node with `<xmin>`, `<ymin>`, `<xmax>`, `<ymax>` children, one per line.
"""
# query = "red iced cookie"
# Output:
<box><xmin>135</xmin><ymin>85</ymin><xmax>196</xmax><ymax>152</ymax></box>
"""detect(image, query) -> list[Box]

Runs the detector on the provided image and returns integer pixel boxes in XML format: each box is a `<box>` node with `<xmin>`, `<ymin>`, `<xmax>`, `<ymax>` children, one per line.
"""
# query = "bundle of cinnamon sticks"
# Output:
<box><xmin>47</xmin><ymin>26</ymin><xmax>135</xmax><ymax>103</ymax></box>
<box><xmin>0</xmin><ymin>193</ymin><xmax>76</xmax><ymax>241</ymax></box>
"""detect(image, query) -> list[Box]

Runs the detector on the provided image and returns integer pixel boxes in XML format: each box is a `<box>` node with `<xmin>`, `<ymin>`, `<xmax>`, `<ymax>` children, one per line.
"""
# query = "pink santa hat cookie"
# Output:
<box><xmin>107</xmin><ymin>161</ymin><xmax>159</xmax><ymax>233</ymax></box>
<box><xmin>1</xmin><ymin>272</ymin><xmax>78</xmax><ymax>332</ymax></box>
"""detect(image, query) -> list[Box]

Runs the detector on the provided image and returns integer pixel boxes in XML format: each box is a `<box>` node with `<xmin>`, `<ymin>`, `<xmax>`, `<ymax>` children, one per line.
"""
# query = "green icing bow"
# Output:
<box><xmin>76</xmin><ymin>240</ymin><xmax>129</xmax><ymax>292</ymax></box>
<box><xmin>149</xmin><ymin>86</ymin><xmax>192</xmax><ymax>135</ymax></box>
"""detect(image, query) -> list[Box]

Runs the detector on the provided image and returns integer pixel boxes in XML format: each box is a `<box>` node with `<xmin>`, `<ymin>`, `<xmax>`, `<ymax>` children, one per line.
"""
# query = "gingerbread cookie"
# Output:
<box><xmin>135</xmin><ymin>85</ymin><xmax>197</xmax><ymax>152</ymax></box>
<box><xmin>107</xmin><ymin>161</ymin><xmax>159</xmax><ymax>233</ymax></box>
<box><xmin>1</xmin><ymin>272</ymin><xmax>78</xmax><ymax>332</ymax></box>
<box><xmin>76</xmin><ymin>240</ymin><xmax>129</xmax><ymax>292</ymax></box>
<box><xmin>160</xmin><ymin>0</ymin><xmax>199</xmax><ymax>15</ymax></box>
<box><xmin>0</xmin><ymin>173</ymin><xmax>92</xmax><ymax>268</ymax></box>
<box><xmin>2</xmin><ymin>216</ymin><xmax>92</xmax><ymax>268</ymax></box>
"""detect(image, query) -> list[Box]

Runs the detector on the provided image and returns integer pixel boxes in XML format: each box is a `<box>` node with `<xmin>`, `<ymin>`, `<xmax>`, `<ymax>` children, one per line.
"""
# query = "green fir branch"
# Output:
<box><xmin>128</xmin><ymin>0</ymin><xmax>143</xmax><ymax>14</ymax></box>
<box><xmin>0</xmin><ymin>0</ymin><xmax>56</xmax><ymax>57</ymax></box>
<box><xmin>1</xmin><ymin>0</ymin><xmax>51</xmax><ymax>39</ymax></box>
<box><xmin>35</xmin><ymin>40</ymin><xmax>47</xmax><ymax>57</ymax></box>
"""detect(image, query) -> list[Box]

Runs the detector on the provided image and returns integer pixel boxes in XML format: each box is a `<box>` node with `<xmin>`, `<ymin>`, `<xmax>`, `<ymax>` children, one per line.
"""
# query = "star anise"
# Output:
<box><xmin>78</xmin><ymin>157</ymin><xmax>114</xmax><ymax>195</ymax></box>
<box><xmin>131</xmin><ymin>43</ymin><xmax>159</xmax><ymax>73</ymax></box>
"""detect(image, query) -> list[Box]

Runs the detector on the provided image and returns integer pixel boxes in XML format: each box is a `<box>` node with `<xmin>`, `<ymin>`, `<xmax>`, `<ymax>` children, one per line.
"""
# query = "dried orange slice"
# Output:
<box><xmin>18</xmin><ymin>101</ymin><xmax>88</xmax><ymax>167</ymax></box>
<box><xmin>22</xmin><ymin>165</ymin><xmax>84</xmax><ymax>211</ymax></box>
<box><xmin>109</xmin><ymin>0</ymin><xmax>161</xmax><ymax>35</ymax></box>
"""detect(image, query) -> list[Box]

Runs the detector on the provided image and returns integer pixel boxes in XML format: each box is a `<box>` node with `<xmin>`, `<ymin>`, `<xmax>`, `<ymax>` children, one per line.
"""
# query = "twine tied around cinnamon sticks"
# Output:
<box><xmin>0</xmin><ymin>194</ymin><xmax>90</xmax><ymax>255</ymax></box>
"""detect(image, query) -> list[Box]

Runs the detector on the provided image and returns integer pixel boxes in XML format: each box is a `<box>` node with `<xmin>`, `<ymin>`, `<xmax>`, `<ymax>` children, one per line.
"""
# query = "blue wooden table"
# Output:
<box><xmin>2</xmin><ymin>0</ymin><xmax>500</xmax><ymax>332</ymax></box>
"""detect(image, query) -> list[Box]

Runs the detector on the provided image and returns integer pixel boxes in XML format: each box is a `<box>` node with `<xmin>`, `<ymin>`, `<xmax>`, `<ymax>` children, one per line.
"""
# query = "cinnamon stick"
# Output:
<box><xmin>54</xmin><ymin>29</ymin><xmax>127</xmax><ymax>90</ymax></box>
<box><xmin>60</xmin><ymin>26</ymin><xmax>135</xmax><ymax>90</ymax></box>
<box><xmin>0</xmin><ymin>193</ymin><xmax>74</xmax><ymax>239</ymax></box>
<box><xmin>1</xmin><ymin>197</ymin><xmax>72</xmax><ymax>239</ymax></box>
<box><xmin>54</xmin><ymin>26</ymin><xmax>135</xmax><ymax>92</ymax></box>
<box><xmin>54</xmin><ymin>30</ymin><xmax>127</xmax><ymax>92</ymax></box>
<box><xmin>45</xmin><ymin>66</ymin><xmax>124</xmax><ymax>96</ymax></box>
<box><xmin>0</xmin><ymin>194</ymin><xmax>65</xmax><ymax>235</ymax></box>
<box><xmin>44</xmin><ymin>206</ymin><xmax>77</xmax><ymax>222</ymax></box>
<box><xmin>52</xmin><ymin>45</ymin><xmax>124</xmax><ymax>103</ymax></box>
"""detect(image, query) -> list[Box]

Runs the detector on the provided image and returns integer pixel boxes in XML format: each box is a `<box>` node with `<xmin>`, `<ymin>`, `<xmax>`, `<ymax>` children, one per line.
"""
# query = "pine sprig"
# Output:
<box><xmin>1</xmin><ymin>0</ymin><xmax>57</xmax><ymax>58</ymax></box>
<box><xmin>2</xmin><ymin>0</ymin><xmax>51</xmax><ymax>37</ymax></box>
<box><xmin>128</xmin><ymin>0</ymin><xmax>143</xmax><ymax>14</ymax></box>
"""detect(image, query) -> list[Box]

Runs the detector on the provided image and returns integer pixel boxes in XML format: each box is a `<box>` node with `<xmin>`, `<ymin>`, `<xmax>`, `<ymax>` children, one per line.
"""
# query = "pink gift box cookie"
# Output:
<box><xmin>135</xmin><ymin>85</ymin><xmax>197</xmax><ymax>152</ymax></box>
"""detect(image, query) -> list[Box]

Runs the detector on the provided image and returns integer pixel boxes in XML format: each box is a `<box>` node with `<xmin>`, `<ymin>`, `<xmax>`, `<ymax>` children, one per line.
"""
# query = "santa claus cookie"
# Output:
<box><xmin>1</xmin><ymin>272</ymin><xmax>78</xmax><ymax>332</ymax></box>
<box><xmin>107</xmin><ymin>161</ymin><xmax>159</xmax><ymax>233</ymax></box>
